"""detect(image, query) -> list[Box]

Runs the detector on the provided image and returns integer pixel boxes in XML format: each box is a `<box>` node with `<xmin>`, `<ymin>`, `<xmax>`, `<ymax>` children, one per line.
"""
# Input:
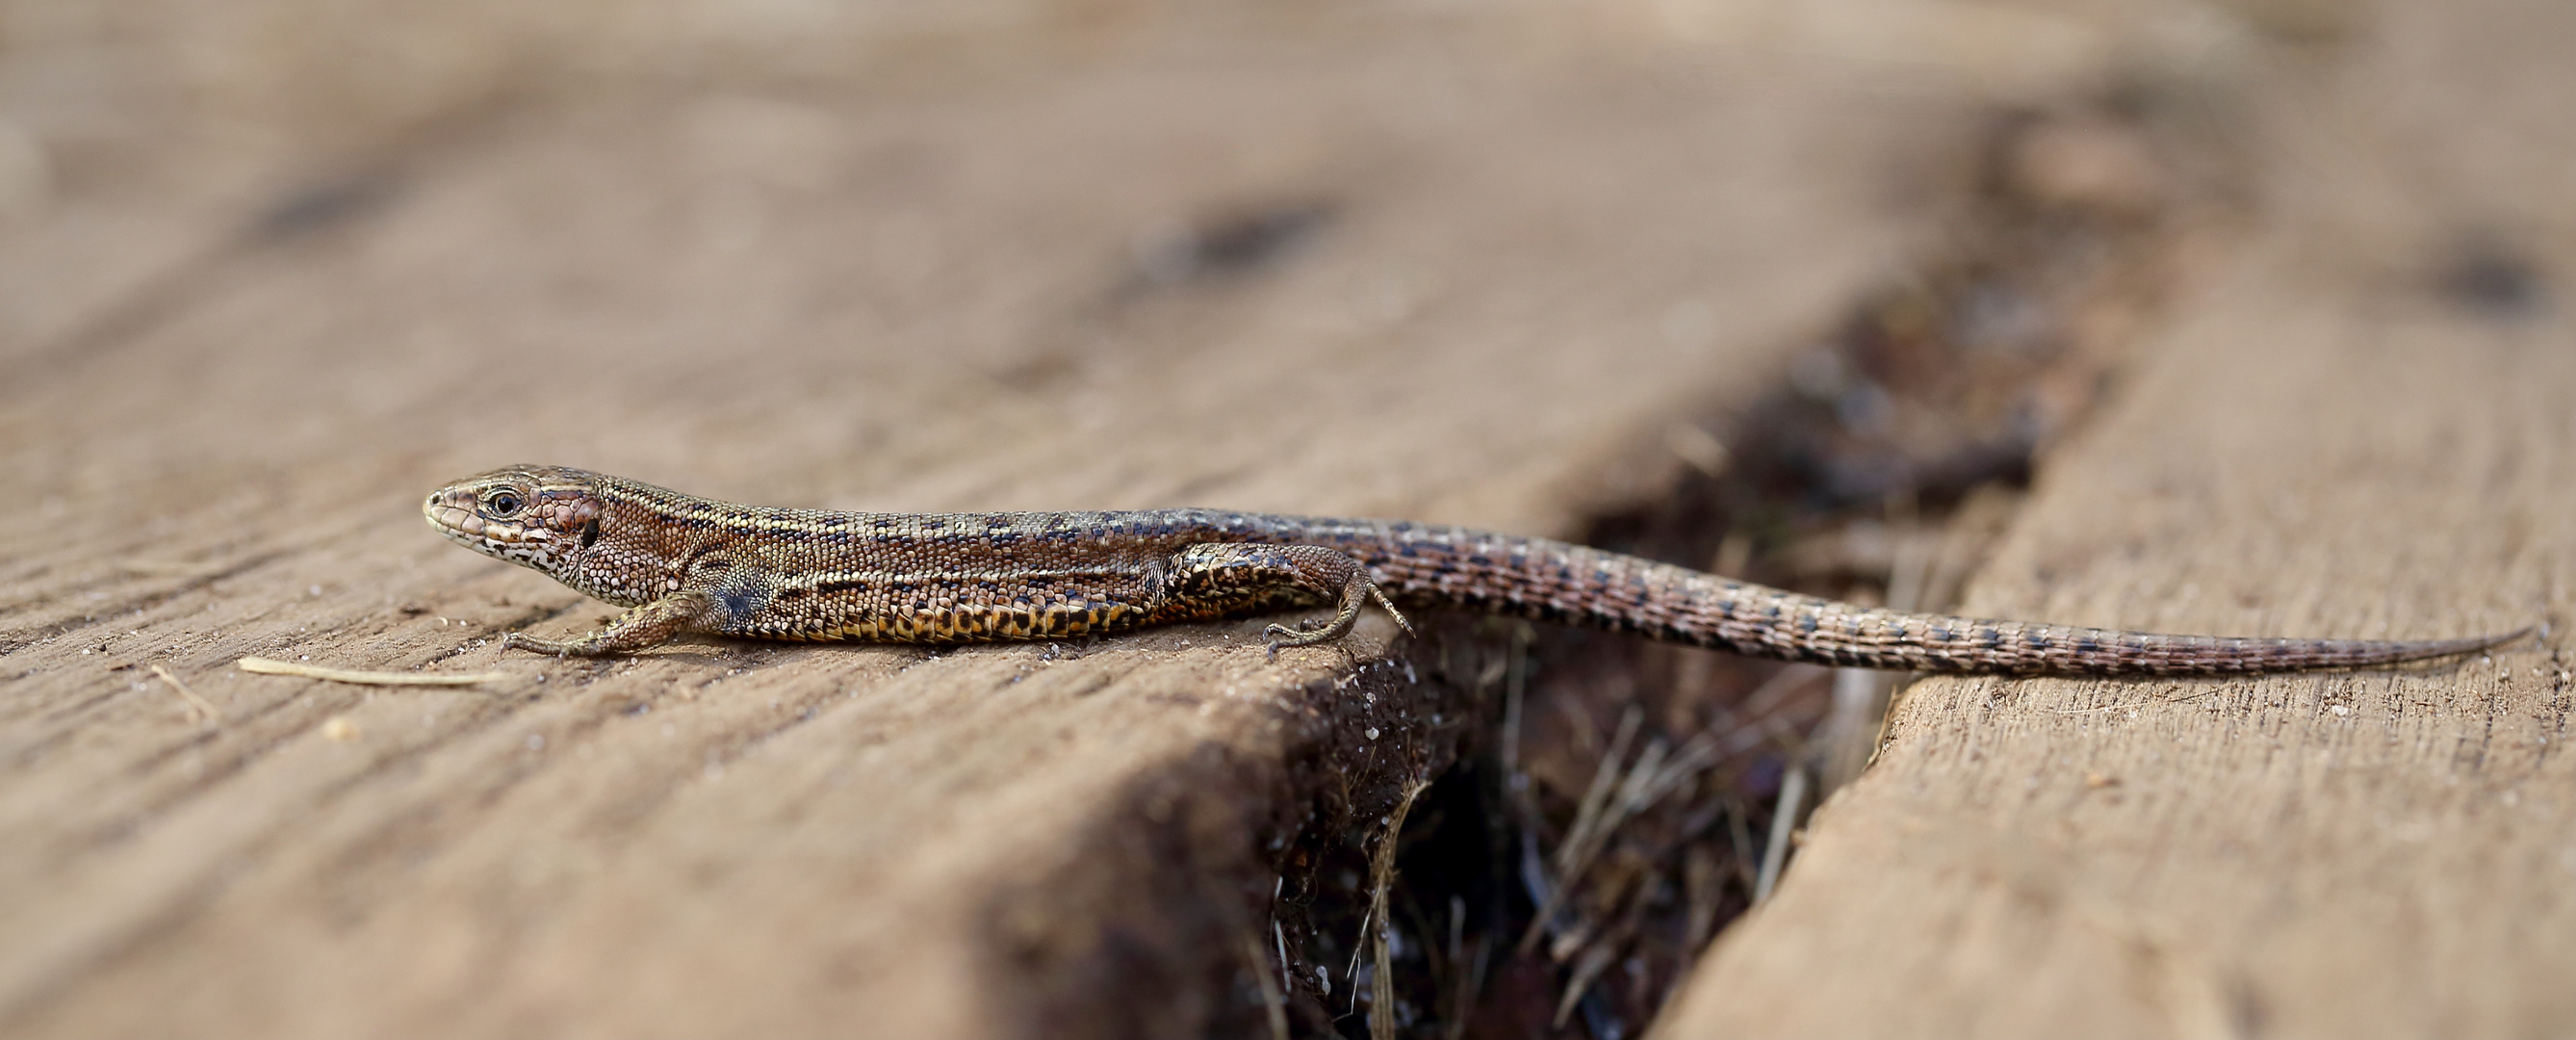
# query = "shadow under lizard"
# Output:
<box><xmin>424</xmin><ymin>465</ymin><xmax>2524</xmax><ymax>674</ymax></box>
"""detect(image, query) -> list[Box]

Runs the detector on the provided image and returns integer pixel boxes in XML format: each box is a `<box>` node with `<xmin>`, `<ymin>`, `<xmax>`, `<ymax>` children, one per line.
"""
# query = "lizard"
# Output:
<box><xmin>425</xmin><ymin>464</ymin><xmax>2524</xmax><ymax>674</ymax></box>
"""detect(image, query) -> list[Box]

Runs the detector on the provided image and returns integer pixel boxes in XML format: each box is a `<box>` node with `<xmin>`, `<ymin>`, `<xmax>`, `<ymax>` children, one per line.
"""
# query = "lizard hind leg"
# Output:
<box><xmin>1161</xmin><ymin>542</ymin><xmax>1413</xmax><ymax>652</ymax></box>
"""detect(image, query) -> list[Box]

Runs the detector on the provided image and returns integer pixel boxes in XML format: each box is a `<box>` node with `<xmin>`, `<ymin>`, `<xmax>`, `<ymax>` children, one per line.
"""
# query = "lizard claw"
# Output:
<box><xmin>501</xmin><ymin>630</ymin><xmax>582</xmax><ymax>657</ymax></box>
<box><xmin>1263</xmin><ymin>622</ymin><xmax>1310</xmax><ymax>658</ymax></box>
<box><xmin>1370</xmin><ymin>587</ymin><xmax>1414</xmax><ymax>638</ymax></box>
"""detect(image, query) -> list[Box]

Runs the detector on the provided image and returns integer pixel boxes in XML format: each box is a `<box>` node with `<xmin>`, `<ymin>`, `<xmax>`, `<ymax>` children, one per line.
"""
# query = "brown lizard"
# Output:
<box><xmin>425</xmin><ymin>465</ymin><xmax>2522</xmax><ymax>673</ymax></box>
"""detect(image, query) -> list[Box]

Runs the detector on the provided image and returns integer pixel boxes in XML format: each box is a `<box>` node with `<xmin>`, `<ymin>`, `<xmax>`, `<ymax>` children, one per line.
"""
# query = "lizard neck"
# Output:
<box><xmin>549</xmin><ymin>475</ymin><xmax>712</xmax><ymax>607</ymax></box>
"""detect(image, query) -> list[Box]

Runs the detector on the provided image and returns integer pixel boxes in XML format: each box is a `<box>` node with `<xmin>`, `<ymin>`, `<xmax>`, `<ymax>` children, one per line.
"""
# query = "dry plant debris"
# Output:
<box><xmin>150</xmin><ymin>663</ymin><xmax>223</xmax><ymax>724</ymax></box>
<box><xmin>237</xmin><ymin>657</ymin><xmax>507</xmax><ymax>686</ymax></box>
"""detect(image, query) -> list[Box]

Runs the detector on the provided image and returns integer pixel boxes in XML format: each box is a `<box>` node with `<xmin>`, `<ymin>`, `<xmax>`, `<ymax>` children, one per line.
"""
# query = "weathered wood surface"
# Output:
<box><xmin>0</xmin><ymin>5</ymin><xmax>2094</xmax><ymax>1035</ymax></box>
<box><xmin>1665</xmin><ymin>2</ymin><xmax>2576</xmax><ymax>1035</ymax></box>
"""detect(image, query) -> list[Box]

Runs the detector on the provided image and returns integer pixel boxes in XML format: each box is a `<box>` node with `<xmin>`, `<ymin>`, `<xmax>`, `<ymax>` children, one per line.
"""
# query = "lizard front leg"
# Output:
<box><xmin>1161</xmin><ymin>542</ymin><xmax>1412</xmax><ymax>652</ymax></box>
<box><xmin>506</xmin><ymin>551</ymin><xmax>769</xmax><ymax>656</ymax></box>
<box><xmin>505</xmin><ymin>587</ymin><xmax>719</xmax><ymax>656</ymax></box>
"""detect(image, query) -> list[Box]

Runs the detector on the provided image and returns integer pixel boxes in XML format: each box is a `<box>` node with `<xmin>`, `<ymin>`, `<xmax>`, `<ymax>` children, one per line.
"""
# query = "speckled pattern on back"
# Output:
<box><xmin>425</xmin><ymin>465</ymin><xmax>2520</xmax><ymax>673</ymax></box>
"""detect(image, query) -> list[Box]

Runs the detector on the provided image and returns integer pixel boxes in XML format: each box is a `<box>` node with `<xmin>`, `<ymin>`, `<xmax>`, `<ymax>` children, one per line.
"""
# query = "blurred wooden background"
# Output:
<box><xmin>2</xmin><ymin>1</ymin><xmax>2568</xmax><ymax>1036</ymax></box>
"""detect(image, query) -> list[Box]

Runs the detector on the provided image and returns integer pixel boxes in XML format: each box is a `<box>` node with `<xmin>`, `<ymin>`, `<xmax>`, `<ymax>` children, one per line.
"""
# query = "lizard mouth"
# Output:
<box><xmin>423</xmin><ymin>498</ymin><xmax>539</xmax><ymax>553</ymax></box>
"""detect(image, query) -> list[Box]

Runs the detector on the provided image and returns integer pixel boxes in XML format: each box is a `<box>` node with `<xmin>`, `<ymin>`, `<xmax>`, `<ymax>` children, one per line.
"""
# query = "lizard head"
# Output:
<box><xmin>424</xmin><ymin>465</ymin><xmax>608</xmax><ymax>576</ymax></box>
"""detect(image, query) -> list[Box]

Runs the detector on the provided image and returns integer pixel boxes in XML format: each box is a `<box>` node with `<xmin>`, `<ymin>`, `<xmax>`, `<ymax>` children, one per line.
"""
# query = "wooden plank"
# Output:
<box><xmin>0</xmin><ymin>8</ymin><xmax>2051</xmax><ymax>1034</ymax></box>
<box><xmin>1663</xmin><ymin>2</ymin><xmax>2576</xmax><ymax>1034</ymax></box>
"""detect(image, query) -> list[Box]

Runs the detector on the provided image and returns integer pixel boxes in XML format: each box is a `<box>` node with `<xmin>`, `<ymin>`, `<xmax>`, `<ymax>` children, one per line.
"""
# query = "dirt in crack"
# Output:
<box><xmin>1242</xmin><ymin>91</ymin><xmax>2249</xmax><ymax>1039</ymax></box>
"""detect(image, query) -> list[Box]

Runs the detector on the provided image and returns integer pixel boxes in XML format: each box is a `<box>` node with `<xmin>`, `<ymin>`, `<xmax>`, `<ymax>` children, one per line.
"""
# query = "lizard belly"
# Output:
<box><xmin>734</xmin><ymin>571</ymin><xmax>1162</xmax><ymax>644</ymax></box>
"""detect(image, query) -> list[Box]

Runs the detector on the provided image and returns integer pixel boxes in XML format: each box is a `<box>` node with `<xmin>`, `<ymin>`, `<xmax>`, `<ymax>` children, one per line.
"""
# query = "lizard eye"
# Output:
<box><xmin>485</xmin><ymin>490</ymin><xmax>526</xmax><ymax>517</ymax></box>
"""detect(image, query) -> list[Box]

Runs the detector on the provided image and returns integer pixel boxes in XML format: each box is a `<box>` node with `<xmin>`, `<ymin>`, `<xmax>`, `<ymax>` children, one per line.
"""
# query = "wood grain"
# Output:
<box><xmin>0</xmin><ymin>6</ymin><xmax>2018</xmax><ymax>1035</ymax></box>
<box><xmin>1665</xmin><ymin>3</ymin><xmax>2576</xmax><ymax>1033</ymax></box>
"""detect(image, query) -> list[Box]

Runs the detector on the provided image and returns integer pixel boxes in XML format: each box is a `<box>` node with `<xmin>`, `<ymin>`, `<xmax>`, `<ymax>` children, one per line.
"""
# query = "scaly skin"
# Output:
<box><xmin>424</xmin><ymin>465</ymin><xmax>2523</xmax><ymax>673</ymax></box>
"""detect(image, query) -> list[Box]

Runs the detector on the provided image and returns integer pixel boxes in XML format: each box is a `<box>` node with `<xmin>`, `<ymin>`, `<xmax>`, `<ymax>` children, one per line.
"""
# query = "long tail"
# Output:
<box><xmin>1342</xmin><ymin>524</ymin><xmax>2523</xmax><ymax>676</ymax></box>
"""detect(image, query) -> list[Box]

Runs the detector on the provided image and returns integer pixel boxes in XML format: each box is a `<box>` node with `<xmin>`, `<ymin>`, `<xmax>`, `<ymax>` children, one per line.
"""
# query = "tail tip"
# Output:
<box><xmin>2428</xmin><ymin>625</ymin><xmax>2536</xmax><ymax>660</ymax></box>
<box><xmin>2483</xmin><ymin>625</ymin><xmax>2537</xmax><ymax>651</ymax></box>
